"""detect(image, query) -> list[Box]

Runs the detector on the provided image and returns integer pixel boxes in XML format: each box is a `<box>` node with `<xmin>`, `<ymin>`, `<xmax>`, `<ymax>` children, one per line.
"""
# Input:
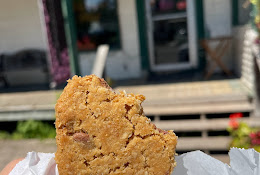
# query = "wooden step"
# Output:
<box><xmin>175</xmin><ymin>153</ymin><xmax>229</xmax><ymax>164</ymax></box>
<box><xmin>0</xmin><ymin>104</ymin><xmax>54</xmax><ymax>112</ymax></box>
<box><xmin>143</xmin><ymin>94</ymin><xmax>250</xmax><ymax>106</ymax></box>
<box><xmin>0</xmin><ymin>104</ymin><xmax>55</xmax><ymax>121</ymax></box>
<box><xmin>212</xmin><ymin>155</ymin><xmax>230</xmax><ymax>164</ymax></box>
<box><xmin>144</xmin><ymin>102</ymin><xmax>253</xmax><ymax>115</ymax></box>
<box><xmin>176</xmin><ymin>136</ymin><xmax>231</xmax><ymax>151</ymax></box>
<box><xmin>0</xmin><ymin>109</ymin><xmax>55</xmax><ymax>121</ymax></box>
<box><xmin>153</xmin><ymin>117</ymin><xmax>260</xmax><ymax>131</ymax></box>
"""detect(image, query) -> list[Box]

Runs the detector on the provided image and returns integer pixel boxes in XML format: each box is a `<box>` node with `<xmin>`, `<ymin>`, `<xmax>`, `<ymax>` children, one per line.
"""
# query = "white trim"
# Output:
<box><xmin>145</xmin><ymin>0</ymin><xmax>155</xmax><ymax>70</ymax></box>
<box><xmin>145</xmin><ymin>0</ymin><xmax>198</xmax><ymax>72</ymax></box>
<box><xmin>37</xmin><ymin>0</ymin><xmax>53</xmax><ymax>85</ymax></box>
<box><xmin>187</xmin><ymin>0</ymin><xmax>198</xmax><ymax>68</ymax></box>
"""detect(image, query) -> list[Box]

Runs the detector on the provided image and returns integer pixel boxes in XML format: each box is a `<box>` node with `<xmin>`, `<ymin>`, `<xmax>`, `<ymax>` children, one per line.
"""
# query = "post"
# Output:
<box><xmin>61</xmin><ymin>0</ymin><xmax>80</xmax><ymax>76</ymax></box>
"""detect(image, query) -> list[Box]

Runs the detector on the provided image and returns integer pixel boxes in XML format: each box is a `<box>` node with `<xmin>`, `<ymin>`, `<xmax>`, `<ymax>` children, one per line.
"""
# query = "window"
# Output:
<box><xmin>148</xmin><ymin>0</ymin><xmax>189</xmax><ymax>65</ymax></box>
<box><xmin>73</xmin><ymin>0</ymin><xmax>120</xmax><ymax>51</ymax></box>
<box><xmin>233</xmin><ymin>0</ymin><xmax>252</xmax><ymax>26</ymax></box>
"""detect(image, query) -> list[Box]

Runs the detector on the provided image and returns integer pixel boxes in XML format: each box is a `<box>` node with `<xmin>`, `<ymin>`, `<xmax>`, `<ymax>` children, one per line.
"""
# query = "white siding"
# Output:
<box><xmin>0</xmin><ymin>0</ymin><xmax>46</xmax><ymax>54</ymax></box>
<box><xmin>232</xmin><ymin>25</ymin><xmax>248</xmax><ymax>77</ymax></box>
<box><xmin>232</xmin><ymin>25</ymin><xmax>256</xmax><ymax>92</ymax></box>
<box><xmin>240</xmin><ymin>28</ymin><xmax>258</xmax><ymax>91</ymax></box>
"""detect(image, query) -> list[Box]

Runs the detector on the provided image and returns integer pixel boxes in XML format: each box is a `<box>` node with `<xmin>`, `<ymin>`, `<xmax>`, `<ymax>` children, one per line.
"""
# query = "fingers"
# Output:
<box><xmin>0</xmin><ymin>158</ymin><xmax>24</xmax><ymax>175</ymax></box>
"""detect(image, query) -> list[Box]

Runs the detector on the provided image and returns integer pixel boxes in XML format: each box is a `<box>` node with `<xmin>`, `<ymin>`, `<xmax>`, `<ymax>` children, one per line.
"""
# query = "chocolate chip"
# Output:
<box><xmin>73</xmin><ymin>132</ymin><xmax>90</xmax><ymax>143</ymax></box>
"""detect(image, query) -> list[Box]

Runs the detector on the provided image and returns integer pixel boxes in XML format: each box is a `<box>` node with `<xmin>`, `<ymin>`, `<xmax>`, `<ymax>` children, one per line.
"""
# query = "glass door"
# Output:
<box><xmin>146</xmin><ymin>0</ymin><xmax>197</xmax><ymax>72</ymax></box>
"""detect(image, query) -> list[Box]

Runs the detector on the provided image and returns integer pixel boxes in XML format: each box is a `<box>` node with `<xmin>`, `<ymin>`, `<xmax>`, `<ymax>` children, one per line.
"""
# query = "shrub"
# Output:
<box><xmin>0</xmin><ymin>120</ymin><xmax>56</xmax><ymax>139</ymax></box>
<box><xmin>227</xmin><ymin>113</ymin><xmax>260</xmax><ymax>152</ymax></box>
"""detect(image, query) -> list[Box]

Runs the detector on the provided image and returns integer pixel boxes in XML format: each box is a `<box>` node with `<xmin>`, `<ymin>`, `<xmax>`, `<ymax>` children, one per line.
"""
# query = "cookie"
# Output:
<box><xmin>55</xmin><ymin>75</ymin><xmax>177</xmax><ymax>175</ymax></box>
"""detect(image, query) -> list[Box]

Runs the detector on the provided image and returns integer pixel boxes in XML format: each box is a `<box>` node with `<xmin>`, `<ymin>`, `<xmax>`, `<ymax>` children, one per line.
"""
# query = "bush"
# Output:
<box><xmin>227</xmin><ymin>113</ymin><xmax>260</xmax><ymax>152</ymax></box>
<box><xmin>0</xmin><ymin>131</ymin><xmax>11</xmax><ymax>139</ymax></box>
<box><xmin>0</xmin><ymin>120</ymin><xmax>56</xmax><ymax>139</ymax></box>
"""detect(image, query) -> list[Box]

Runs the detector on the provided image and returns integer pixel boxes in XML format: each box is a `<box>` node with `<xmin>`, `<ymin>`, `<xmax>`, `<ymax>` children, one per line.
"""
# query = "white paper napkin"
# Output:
<box><xmin>172</xmin><ymin>148</ymin><xmax>260</xmax><ymax>175</ymax></box>
<box><xmin>9</xmin><ymin>152</ymin><xmax>58</xmax><ymax>175</ymax></box>
<box><xmin>9</xmin><ymin>148</ymin><xmax>259</xmax><ymax>175</ymax></box>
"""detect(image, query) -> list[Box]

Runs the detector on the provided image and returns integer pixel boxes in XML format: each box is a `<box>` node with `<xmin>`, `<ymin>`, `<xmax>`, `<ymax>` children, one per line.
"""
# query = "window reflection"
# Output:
<box><xmin>150</xmin><ymin>0</ymin><xmax>186</xmax><ymax>15</ymax></box>
<box><xmin>153</xmin><ymin>18</ymin><xmax>189</xmax><ymax>64</ymax></box>
<box><xmin>73</xmin><ymin>0</ymin><xmax>120</xmax><ymax>51</ymax></box>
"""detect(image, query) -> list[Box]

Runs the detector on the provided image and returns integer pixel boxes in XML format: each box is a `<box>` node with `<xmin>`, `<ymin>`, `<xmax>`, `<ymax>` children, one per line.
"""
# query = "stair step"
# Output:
<box><xmin>212</xmin><ymin>155</ymin><xmax>230</xmax><ymax>164</ymax></box>
<box><xmin>0</xmin><ymin>104</ymin><xmax>54</xmax><ymax>112</ymax></box>
<box><xmin>144</xmin><ymin>102</ymin><xmax>253</xmax><ymax>115</ymax></box>
<box><xmin>0</xmin><ymin>109</ymin><xmax>55</xmax><ymax>121</ymax></box>
<box><xmin>153</xmin><ymin>117</ymin><xmax>259</xmax><ymax>131</ymax></box>
<box><xmin>143</xmin><ymin>94</ymin><xmax>249</xmax><ymax>106</ymax></box>
<box><xmin>176</xmin><ymin>136</ymin><xmax>231</xmax><ymax>151</ymax></box>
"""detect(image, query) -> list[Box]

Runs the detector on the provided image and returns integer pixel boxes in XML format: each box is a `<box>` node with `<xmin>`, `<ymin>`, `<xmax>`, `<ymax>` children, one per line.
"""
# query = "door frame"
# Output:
<box><xmin>145</xmin><ymin>0</ymin><xmax>198</xmax><ymax>72</ymax></box>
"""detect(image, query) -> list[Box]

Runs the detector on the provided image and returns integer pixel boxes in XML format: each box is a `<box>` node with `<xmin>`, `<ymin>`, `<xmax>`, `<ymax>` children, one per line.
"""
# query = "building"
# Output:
<box><xmin>0</xmin><ymin>0</ymin><xmax>255</xmax><ymax>86</ymax></box>
<box><xmin>58</xmin><ymin>0</ymin><xmax>253</xmax><ymax>82</ymax></box>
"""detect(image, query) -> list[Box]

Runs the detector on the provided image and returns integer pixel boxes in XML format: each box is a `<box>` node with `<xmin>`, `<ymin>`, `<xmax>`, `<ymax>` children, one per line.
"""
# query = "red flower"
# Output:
<box><xmin>229</xmin><ymin>113</ymin><xmax>243</xmax><ymax>129</ymax></box>
<box><xmin>250</xmin><ymin>131</ymin><xmax>260</xmax><ymax>146</ymax></box>
<box><xmin>229</xmin><ymin>120</ymin><xmax>239</xmax><ymax>129</ymax></box>
<box><xmin>229</xmin><ymin>113</ymin><xmax>243</xmax><ymax>119</ymax></box>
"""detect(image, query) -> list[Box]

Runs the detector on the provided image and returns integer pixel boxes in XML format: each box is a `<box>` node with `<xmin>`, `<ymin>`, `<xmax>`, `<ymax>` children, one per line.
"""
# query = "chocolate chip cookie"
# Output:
<box><xmin>55</xmin><ymin>75</ymin><xmax>177</xmax><ymax>175</ymax></box>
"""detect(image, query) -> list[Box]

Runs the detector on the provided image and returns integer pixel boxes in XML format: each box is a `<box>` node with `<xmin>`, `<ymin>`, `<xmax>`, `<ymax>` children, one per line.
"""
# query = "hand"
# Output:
<box><xmin>0</xmin><ymin>158</ymin><xmax>23</xmax><ymax>175</ymax></box>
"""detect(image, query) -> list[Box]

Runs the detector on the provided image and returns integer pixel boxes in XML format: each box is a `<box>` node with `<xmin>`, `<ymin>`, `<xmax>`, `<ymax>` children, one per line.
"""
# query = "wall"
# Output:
<box><xmin>0</xmin><ymin>0</ymin><xmax>46</xmax><ymax>54</ymax></box>
<box><xmin>79</xmin><ymin>0</ymin><xmax>142</xmax><ymax>80</ymax></box>
<box><xmin>232</xmin><ymin>25</ymin><xmax>257</xmax><ymax>92</ymax></box>
<box><xmin>241</xmin><ymin>27</ymin><xmax>257</xmax><ymax>91</ymax></box>
<box><xmin>232</xmin><ymin>25</ymin><xmax>248</xmax><ymax>77</ymax></box>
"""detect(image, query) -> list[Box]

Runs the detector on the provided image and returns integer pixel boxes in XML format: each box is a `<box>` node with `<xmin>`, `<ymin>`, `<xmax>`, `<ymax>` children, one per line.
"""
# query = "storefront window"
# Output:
<box><xmin>149</xmin><ymin>0</ymin><xmax>188</xmax><ymax>65</ymax></box>
<box><xmin>73</xmin><ymin>0</ymin><xmax>120</xmax><ymax>51</ymax></box>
